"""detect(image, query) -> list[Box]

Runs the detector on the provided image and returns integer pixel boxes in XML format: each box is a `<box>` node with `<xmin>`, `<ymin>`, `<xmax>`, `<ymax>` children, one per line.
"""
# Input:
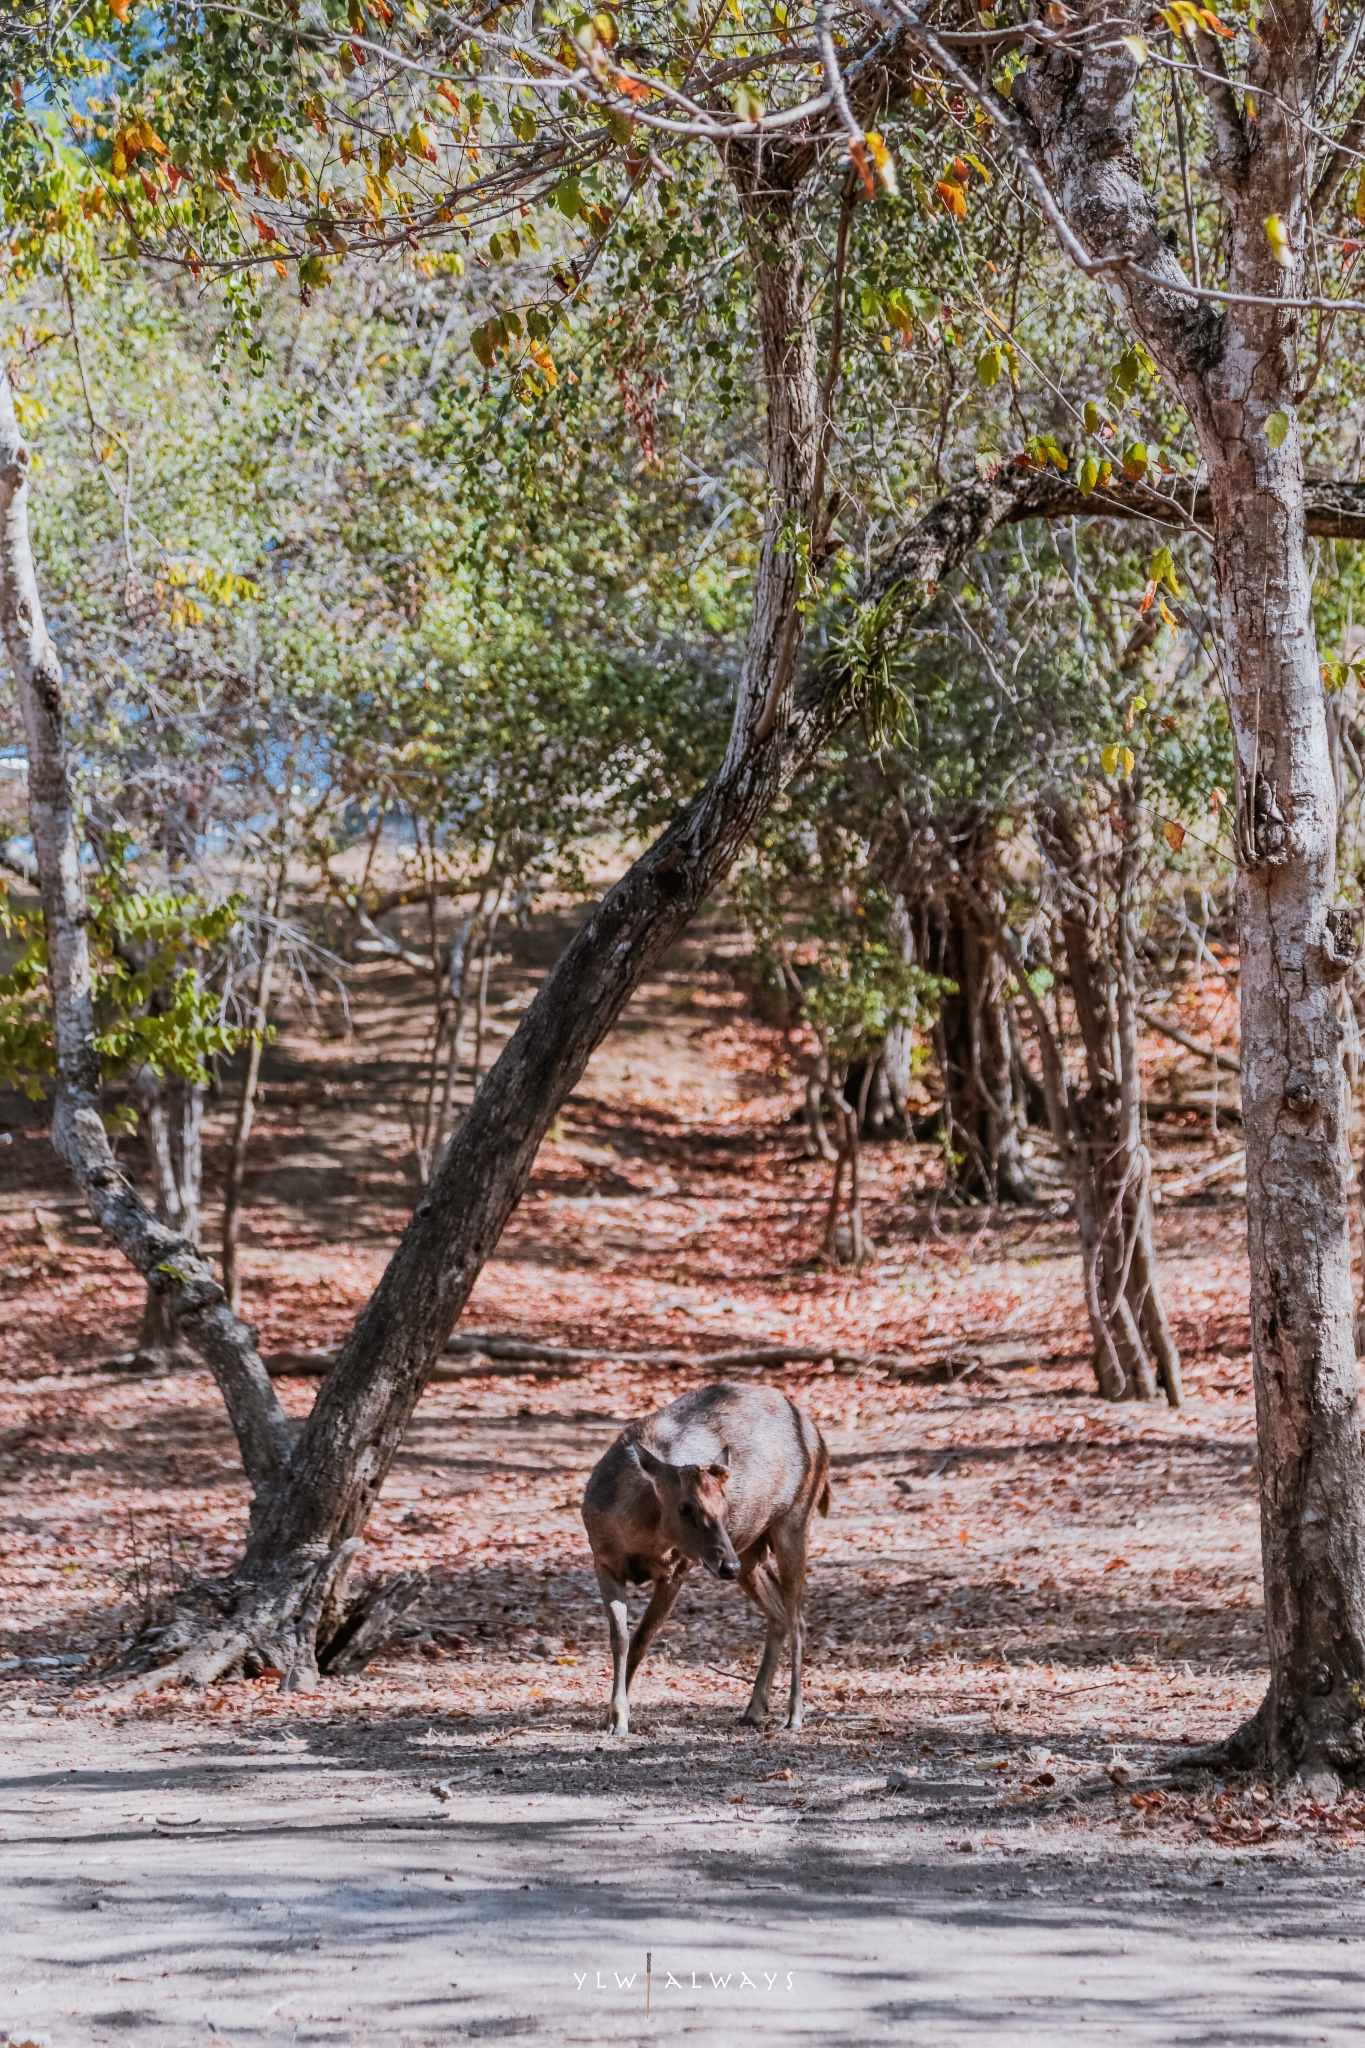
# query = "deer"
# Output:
<box><xmin>581</xmin><ymin>1381</ymin><xmax>831</xmax><ymax>1736</ymax></box>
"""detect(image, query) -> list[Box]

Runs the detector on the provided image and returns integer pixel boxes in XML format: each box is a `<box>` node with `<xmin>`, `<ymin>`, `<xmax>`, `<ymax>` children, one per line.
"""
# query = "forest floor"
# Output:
<box><xmin>3</xmin><ymin>901</ymin><xmax>1365</xmax><ymax>2046</ymax></box>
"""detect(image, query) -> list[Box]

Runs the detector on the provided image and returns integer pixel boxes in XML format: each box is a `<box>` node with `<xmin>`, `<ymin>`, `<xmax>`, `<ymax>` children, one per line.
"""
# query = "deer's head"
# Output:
<box><xmin>632</xmin><ymin>1442</ymin><xmax>740</xmax><ymax>1579</ymax></box>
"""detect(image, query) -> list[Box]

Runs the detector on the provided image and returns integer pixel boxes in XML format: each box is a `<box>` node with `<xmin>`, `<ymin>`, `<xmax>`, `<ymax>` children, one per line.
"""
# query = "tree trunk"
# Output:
<box><xmin>1039</xmin><ymin>802</ymin><xmax>1176</xmax><ymax>1403</ymax></box>
<box><xmin>1214</xmin><ymin>441</ymin><xmax>1365</xmax><ymax>1785</ymax></box>
<box><xmin>133</xmin><ymin>1070</ymin><xmax>205</xmax><ymax>1368</ymax></box>
<box><xmin>222</xmin><ymin>882</ymin><xmax>286</xmax><ymax>1315</ymax></box>
<box><xmin>430</xmin><ymin>880</ymin><xmax>500</xmax><ymax>1166</ymax></box>
<box><xmin>1012</xmin><ymin>0</ymin><xmax>1365</xmax><ymax>1781</ymax></box>
<box><xmin>924</xmin><ymin>824</ymin><xmax>1034</xmax><ymax>1205</ymax></box>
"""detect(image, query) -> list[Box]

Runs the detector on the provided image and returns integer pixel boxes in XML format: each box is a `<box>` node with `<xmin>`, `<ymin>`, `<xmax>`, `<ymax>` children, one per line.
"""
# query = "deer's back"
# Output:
<box><xmin>586</xmin><ymin>1381</ymin><xmax>826</xmax><ymax>1554</ymax></box>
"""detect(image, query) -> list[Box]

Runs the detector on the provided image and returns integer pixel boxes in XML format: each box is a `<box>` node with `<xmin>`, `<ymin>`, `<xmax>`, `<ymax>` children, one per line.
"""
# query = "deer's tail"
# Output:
<box><xmin>815</xmin><ymin>1442</ymin><xmax>832</xmax><ymax>1518</ymax></box>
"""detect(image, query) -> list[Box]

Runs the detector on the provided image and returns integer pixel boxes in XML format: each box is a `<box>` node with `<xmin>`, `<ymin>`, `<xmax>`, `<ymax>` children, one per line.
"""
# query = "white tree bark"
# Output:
<box><xmin>1010</xmin><ymin>0</ymin><xmax>1365</xmax><ymax>1784</ymax></box>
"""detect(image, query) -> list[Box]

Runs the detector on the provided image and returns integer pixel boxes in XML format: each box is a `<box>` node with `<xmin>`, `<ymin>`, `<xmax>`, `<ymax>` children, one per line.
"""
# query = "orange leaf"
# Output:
<box><xmin>935</xmin><ymin>178</ymin><xmax>968</xmax><ymax>219</ymax></box>
<box><xmin>849</xmin><ymin>139</ymin><xmax>875</xmax><ymax>200</ymax></box>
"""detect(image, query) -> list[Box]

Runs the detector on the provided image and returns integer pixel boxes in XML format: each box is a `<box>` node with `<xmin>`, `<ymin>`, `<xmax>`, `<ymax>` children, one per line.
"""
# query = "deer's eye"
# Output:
<box><xmin>679</xmin><ymin>1502</ymin><xmax>694</xmax><ymax>1521</ymax></box>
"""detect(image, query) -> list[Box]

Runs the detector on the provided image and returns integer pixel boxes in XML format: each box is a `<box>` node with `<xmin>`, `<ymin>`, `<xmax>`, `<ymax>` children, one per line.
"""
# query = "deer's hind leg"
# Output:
<box><xmin>769</xmin><ymin>1512</ymin><xmax>811</xmax><ymax>1731</ymax></box>
<box><xmin>737</xmin><ymin>1536</ymin><xmax>788</xmax><ymax>1726</ymax></box>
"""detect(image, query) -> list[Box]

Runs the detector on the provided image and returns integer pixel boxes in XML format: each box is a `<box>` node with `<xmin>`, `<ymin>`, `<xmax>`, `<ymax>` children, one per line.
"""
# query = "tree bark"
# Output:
<box><xmin>922</xmin><ymin>823</ymin><xmax>1034</xmax><ymax>1205</ymax></box>
<box><xmin>1041</xmin><ymin>802</ymin><xmax>1178</xmax><ymax>1402</ymax></box>
<box><xmin>133</xmin><ymin>1069</ymin><xmax>205</xmax><ymax>1368</ymax></box>
<box><xmin>1013</xmin><ymin>0</ymin><xmax>1365</xmax><ymax>1781</ymax></box>
<box><xmin>222</xmin><ymin>879</ymin><xmax>285</xmax><ymax>1315</ymax></box>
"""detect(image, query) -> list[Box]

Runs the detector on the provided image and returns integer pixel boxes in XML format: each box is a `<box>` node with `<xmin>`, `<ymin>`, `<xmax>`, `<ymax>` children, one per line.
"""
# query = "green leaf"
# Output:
<box><xmin>1266</xmin><ymin>409</ymin><xmax>1290</xmax><ymax>448</ymax></box>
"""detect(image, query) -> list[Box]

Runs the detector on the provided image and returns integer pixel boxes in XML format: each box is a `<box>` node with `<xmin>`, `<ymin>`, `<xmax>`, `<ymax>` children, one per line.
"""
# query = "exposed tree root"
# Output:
<box><xmin>1168</xmin><ymin>1693</ymin><xmax>1365</xmax><ymax>1798</ymax></box>
<box><xmin>109</xmin><ymin>1542</ymin><xmax>425</xmax><ymax>1701</ymax></box>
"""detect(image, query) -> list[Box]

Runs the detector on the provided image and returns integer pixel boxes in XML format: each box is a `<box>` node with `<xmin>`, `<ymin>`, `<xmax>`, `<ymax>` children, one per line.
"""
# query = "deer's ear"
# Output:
<box><xmin>708</xmin><ymin>1446</ymin><xmax>731</xmax><ymax>1481</ymax></box>
<box><xmin>631</xmin><ymin>1441</ymin><xmax>672</xmax><ymax>1484</ymax></box>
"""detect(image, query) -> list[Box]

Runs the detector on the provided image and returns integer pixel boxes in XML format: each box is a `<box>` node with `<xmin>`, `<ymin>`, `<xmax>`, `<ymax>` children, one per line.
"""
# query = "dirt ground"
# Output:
<box><xmin>4</xmin><ymin>906</ymin><xmax>1365</xmax><ymax>2046</ymax></box>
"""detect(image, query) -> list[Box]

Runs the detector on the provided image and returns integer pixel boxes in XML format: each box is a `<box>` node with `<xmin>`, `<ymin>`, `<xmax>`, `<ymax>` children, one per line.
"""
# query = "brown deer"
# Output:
<box><xmin>581</xmin><ymin>1382</ymin><xmax>831</xmax><ymax>1735</ymax></box>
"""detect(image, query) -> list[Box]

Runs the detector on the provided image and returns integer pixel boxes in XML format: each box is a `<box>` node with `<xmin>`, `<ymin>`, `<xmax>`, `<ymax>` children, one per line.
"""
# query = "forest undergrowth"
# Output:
<box><xmin>3</xmin><ymin>903</ymin><xmax>1363</xmax><ymax>1865</ymax></box>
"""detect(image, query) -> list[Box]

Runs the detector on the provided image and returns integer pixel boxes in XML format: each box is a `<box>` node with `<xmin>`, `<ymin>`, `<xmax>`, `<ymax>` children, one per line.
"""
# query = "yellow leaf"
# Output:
<box><xmin>1264</xmin><ymin>213</ymin><xmax>1292</xmax><ymax>267</ymax></box>
<box><xmin>1101</xmin><ymin>743</ymin><xmax>1120</xmax><ymax>774</ymax></box>
<box><xmin>1120</xmin><ymin>746</ymin><xmax>1135</xmax><ymax>778</ymax></box>
<box><xmin>1148</xmin><ymin>545</ymin><xmax>1181</xmax><ymax>597</ymax></box>
<box><xmin>1164</xmin><ymin>821</ymin><xmax>1186</xmax><ymax>852</ymax></box>
<box><xmin>1355</xmin><ymin>166</ymin><xmax>1365</xmax><ymax>225</ymax></box>
<box><xmin>1122</xmin><ymin>34</ymin><xmax>1148</xmax><ymax>60</ymax></box>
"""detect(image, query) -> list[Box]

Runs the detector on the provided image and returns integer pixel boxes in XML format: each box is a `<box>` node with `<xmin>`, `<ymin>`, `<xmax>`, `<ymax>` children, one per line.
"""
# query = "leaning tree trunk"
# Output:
<box><xmin>1008</xmin><ymin>0</ymin><xmax>1365</xmax><ymax>1782</ymax></box>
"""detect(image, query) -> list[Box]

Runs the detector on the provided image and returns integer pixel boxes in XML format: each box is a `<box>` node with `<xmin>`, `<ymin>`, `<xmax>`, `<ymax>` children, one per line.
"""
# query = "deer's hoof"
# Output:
<box><xmin>738</xmin><ymin>1709</ymin><xmax>766</xmax><ymax>1727</ymax></box>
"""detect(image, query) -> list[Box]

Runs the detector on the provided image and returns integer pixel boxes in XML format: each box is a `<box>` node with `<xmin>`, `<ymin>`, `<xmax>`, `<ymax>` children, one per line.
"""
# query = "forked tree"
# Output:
<box><xmin>1</xmin><ymin>163</ymin><xmax>1078</xmax><ymax>1687</ymax></box>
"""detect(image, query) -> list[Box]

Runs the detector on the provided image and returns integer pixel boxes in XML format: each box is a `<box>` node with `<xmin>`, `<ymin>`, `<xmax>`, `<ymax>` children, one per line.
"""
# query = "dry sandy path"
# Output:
<box><xmin>6</xmin><ymin>1695</ymin><xmax>1365</xmax><ymax>2048</ymax></box>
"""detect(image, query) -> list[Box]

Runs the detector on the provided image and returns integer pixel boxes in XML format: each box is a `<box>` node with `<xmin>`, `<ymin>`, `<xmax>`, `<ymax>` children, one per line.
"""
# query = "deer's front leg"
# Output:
<box><xmin>596</xmin><ymin>1565</ymin><xmax>632</xmax><ymax>1735</ymax></box>
<box><xmin>626</xmin><ymin>1558</ymin><xmax>690</xmax><ymax>1686</ymax></box>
